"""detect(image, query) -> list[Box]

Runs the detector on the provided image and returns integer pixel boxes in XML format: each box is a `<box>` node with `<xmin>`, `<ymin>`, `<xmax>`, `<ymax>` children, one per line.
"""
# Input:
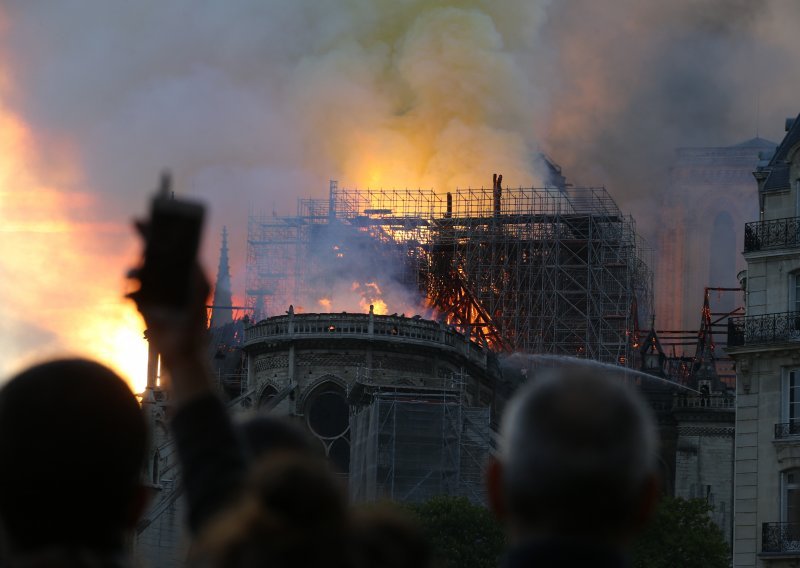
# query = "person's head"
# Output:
<box><xmin>195</xmin><ymin>452</ymin><xmax>349</xmax><ymax>568</ymax></box>
<box><xmin>235</xmin><ymin>413</ymin><xmax>320</xmax><ymax>463</ymax></box>
<box><xmin>0</xmin><ymin>359</ymin><xmax>148</xmax><ymax>553</ymax></box>
<box><xmin>349</xmin><ymin>504</ymin><xmax>434</xmax><ymax>568</ymax></box>
<box><xmin>486</xmin><ymin>367</ymin><xmax>660</xmax><ymax>544</ymax></box>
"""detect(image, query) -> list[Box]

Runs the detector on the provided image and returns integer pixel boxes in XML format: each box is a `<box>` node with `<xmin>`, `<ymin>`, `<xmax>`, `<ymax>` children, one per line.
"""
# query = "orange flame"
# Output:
<box><xmin>0</xmin><ymin>97</ymin><xmax>147</xmax><ymax>391</ymax></box>
<box><xmin>353</xmin><ymin>281</ymin><xmax>389</xmax><ymax>314</ymax></box>
<box><xmin>363</xmin><ymin>298</ymin><xmax>388</xmax><ymax>315</ymax></box>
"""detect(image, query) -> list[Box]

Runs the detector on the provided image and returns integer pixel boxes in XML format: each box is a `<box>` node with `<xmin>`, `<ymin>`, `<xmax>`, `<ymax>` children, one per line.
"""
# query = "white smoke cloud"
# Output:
<box><xmin>0</xmin><ymin>1</ymin><xmax>554</xmax><ymax>287</ymax></box>
<box><xmin>537</xmin><ymin>0</ymin><xmax>800</xmax><ymax>238</ymax></box>
<box><xmin>2</xmin><ymin>0</ymin><xmax>800</xmax><ymax>337</ymax></box>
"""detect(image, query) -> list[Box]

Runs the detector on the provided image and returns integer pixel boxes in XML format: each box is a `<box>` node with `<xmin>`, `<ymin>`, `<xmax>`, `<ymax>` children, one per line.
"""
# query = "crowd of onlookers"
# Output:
<box><xmin>0</xmin><ymin>269</ymin><xmax>661</xmax><ymax>568</ymax></box>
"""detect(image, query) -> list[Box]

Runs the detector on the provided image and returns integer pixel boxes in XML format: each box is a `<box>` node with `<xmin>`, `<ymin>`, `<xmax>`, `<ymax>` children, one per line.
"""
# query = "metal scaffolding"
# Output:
<box><xmin>246</xmin><ymin>181</ymin><xmax>652</xmax><ymax>364</ymax></box>
<box><xmin>348</xmin><ymin>371</ymin><xmax>490</xmax><ymax>504</ymax></box>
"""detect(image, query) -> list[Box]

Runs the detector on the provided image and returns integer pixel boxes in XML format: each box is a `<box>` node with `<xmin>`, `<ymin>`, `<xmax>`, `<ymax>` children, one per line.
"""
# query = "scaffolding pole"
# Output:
<box><xmin>348</xmin><ymin>370</ymin><xmax>490</xmax><ymax>504</ymax></box>
<box><xmin>246</xmin><ymin>184</ymin><xmax>653</xmax><ymax>365</ymax></box>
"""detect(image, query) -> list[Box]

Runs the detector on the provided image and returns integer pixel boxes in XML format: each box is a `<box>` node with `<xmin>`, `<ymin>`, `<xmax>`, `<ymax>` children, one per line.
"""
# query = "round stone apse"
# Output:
<box><xmin>304</xmin><ymin>382</ymin><xmax>350</xmax><ymax>473</ymax></box>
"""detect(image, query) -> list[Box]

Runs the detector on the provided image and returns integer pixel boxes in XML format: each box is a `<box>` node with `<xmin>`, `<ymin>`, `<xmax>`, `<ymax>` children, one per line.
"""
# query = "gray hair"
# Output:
<box><xmin>497</xmin><ymin>367</ymin><xmax>659</xmax><ymax>534</ymax></box>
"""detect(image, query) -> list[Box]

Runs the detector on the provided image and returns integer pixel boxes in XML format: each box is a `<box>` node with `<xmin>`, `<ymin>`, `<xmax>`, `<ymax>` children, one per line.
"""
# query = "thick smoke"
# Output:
<box><xmin>4</xmin><ymin>1</ymin><xmax>799</xmax><ymax>256</ymax></box>
<box><xmin>0</xmin><ymin>1</ymin><xmax>551</xmax><ymax>280</ymax></box>
<box><xmin>537</xmin><ymin>0</ymin><xmax>800</xmax><ymax>238</ymax></box>
<box><xmin>297</xmin><ymin>222</ymin><xmax>426</xmax><ymax>316</ymax></box>
<box><xmin>2</xmin><ymin>1</ymin><xmax>800</xmax><ymax>384</ymax></box>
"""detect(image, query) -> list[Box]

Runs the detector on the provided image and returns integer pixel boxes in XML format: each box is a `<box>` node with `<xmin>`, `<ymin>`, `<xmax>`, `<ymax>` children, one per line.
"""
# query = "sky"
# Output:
<box><xmin>1</xmin><ymin>1</ymin><xmax>799</xmax><ymax>391</ymax></box>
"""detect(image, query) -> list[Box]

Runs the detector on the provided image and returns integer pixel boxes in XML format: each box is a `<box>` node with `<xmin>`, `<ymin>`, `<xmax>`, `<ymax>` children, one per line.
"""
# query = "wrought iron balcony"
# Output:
<box><xmin>673</xmin><ymin>394</ymin><xmax>735</xmax><ymax>409</ymax></box>
<box><xmin>727</xmin><ymin>311</ymin><xmax>800</xmax><ymax>348</ymax></box>
<box><xmin>763</xmin><ymin>522</ymin><xmax>800</xmax><ymax>553</ymax></box>
<box><xmin>745</xmin><ymin>217</ymin><xmax>800</xmax><ymax>252</ymax></box>
<box><xmin>775</xmin><ymin>422</ymin><xmax>800</xmax><ymax>439</ymax></box>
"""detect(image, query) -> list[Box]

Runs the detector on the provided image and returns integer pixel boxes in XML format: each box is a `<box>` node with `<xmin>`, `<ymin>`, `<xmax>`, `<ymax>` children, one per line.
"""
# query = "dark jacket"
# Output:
<box><xmin>502</xmin><ymin>538</ymin><xmax>631</xmax><ymax>568</ymax></box>
<box><xmin>9</xmin><ymin>548</ymin><xmax>130</xmax><ymax>568</ymax></box>
<box><xmin>171</xmin><ymin>393</ymin><xmax>247</xmax><ymax>534</ymax></box>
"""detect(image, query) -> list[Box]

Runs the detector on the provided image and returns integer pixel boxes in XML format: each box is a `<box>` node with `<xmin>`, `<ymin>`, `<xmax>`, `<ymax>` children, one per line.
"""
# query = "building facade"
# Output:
<box><xmin>672</xmin><ymin>393</ymin><xmax>735</xmax><ymax>546</ymax></box>
<box><xmin>133</xmin><ymin>309</ymin><xmax>498</xmax><ymax>564</ymax></box>
<box><xmin>728</xmin><ymin>115</ymin><xmax>800</xmax><ymax>566</ymax></box>
<box><xmin>242</xmin><ymin>308</ymin><xmax>497</xmax><ymax>491</ymax></box>
<box><xmin>657</xmin><ymin>137</ymin><xmax>775</xmax><ymax>332</ymax></box>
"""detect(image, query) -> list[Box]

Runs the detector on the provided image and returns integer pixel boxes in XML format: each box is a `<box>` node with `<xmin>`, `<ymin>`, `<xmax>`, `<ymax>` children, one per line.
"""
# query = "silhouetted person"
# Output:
<box><xmin>0</xmin><ymin>359</ymin><xmax>148</xmax><ymax>567</ymax></box>
<box><xmin>191</xmin><ymin>452</ymin><xmax>350</xmax><ymax>568</ymax></box>
<box><xmin>138</xmin><ymin>269</ymin><xmax>327</xmax><ymax>541</ymax></box>
<box><xmin>349</xmin><ymin>504</ymin><xmax>434</xmax><ymax>568</ymax></box>
<box><xmin>135</xmin><ymin>270</ymin><xmax>249</xmax><ymax>535</ymax></box>
<box><xmin>485</xmin><ymin>368</ymin><xmax>660</xmax><ymax>568</ymax></box>
<box><xmin>235</xmin><ymin>413</ymin><xmax>321</xmax><ymax>463</ymax></box>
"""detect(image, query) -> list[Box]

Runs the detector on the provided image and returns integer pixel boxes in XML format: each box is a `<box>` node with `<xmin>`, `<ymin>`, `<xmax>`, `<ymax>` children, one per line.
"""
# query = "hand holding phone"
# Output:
<box><xmin>129</xmin><ymin>173</ymin><xmax>205</xmax><ymax>310</ymax></box>
<box><xmin>129</xmin><ymin>173</ymin><xmax>213</xmax><ymax>400</ymax></box>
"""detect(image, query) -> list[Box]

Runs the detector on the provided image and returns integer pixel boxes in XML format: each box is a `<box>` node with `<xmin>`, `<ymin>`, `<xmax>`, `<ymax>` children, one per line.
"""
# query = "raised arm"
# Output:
<box><xmin>135</xmin><ymin>266</ymin><xmax>247</xmax><ymax>534</ymax></box>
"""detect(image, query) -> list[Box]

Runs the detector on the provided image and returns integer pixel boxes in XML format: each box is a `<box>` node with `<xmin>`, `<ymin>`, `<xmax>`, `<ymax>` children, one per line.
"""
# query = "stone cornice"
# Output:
<box><xmin>727</xmin><ymin>345</ymin><xmax>800</xmax><ymax>359</ymax></box>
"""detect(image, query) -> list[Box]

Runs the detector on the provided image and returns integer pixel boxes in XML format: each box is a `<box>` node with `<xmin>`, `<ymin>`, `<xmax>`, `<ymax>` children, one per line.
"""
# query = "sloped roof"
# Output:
<box><xmin>771</xmin><ymin>113</ymin><xmax>800</xmax><ymax>164</ymax></box>
<box><xmin>762</xmin><ymin>163</ymin><xmax>791</xmax><ymax>192</ymax></box>
<box><xmin>730</xmin><ymin>136</ymin><xmax>777</xmax><ymax>149</ymax></box>
<box><xmin>639</xmin><ymin>327</ymin><xmax>665</xmax><ymax>357</ymax></box>
<box><xmin>756</xmin><ymin>113</ymin><xmax>800</xmax><ymax>193</ymax></box>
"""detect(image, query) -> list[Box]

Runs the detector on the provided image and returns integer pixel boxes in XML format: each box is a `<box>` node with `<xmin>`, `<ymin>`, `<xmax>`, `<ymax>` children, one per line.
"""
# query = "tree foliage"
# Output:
<box><xmin>406</xmin><ymin>495</ymin><xmax>728</xmax><ymax>568</ymax></box>
<box><xmin>632</xmin><ymin>496</ymin><xmax>729</xmax><ymax>568</ymax></box>
<box><xmin>406</xmin><ymin>496</ymin><xmax>505</xmax><ymax>568</ymax></box>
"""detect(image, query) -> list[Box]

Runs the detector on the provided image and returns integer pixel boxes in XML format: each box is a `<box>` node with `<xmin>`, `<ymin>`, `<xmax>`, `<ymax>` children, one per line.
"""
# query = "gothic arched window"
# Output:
<box><xmin>304</xmin><ymin>380</ymin><xmax>350</xmax><ymax>474</ymax></box>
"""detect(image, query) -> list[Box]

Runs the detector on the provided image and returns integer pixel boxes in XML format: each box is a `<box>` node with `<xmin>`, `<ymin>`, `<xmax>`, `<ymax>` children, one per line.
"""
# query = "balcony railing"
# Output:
<box><xmin>775</xmin><ymin>422</ymin><xmax>800</xmax><ymax>439</ymax></box>
<box><xmin>763</xmin><ymin>522</ymin><xmax>800</xmax><ymax>553</ymax></box>
<box><xmin>673</xmin><ymin>394</ymin><xmax>735</xmax><ymax>409</ymax></box>
<box><xmin>745</xmin><ymin>217</ymin><xmax>800</xmax><ymax>252</ymax></box>
<box><xmin>727</xmin><ymin>311</ymin><xmax>800</xmax><ymax>347</ymax></box>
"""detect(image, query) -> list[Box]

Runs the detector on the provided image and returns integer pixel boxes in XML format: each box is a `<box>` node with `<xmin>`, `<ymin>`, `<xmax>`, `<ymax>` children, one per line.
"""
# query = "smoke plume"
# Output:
<box><xmin>1</xmin><ymin>1</ymin><xmax>800</xmax><ymax>388</ymax></box>
<box><xmin>539</xmin><ymin>0</ymin><xmax>800</xmax><ymax>231</ymax></box>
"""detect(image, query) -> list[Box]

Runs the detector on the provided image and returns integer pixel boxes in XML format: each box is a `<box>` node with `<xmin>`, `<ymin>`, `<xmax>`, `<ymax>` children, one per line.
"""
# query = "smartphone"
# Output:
<box><xmin>135</xmin><ymin>176</ymin><xmax>205</xmax><ymax>309</ymax></box>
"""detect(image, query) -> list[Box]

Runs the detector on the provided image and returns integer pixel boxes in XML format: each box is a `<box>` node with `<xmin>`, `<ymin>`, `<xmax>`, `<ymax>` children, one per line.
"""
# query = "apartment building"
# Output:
<box><xmin>728</xmin><ymin>114</ymin><xmax>800</xmax><ymax>566</ymax></box>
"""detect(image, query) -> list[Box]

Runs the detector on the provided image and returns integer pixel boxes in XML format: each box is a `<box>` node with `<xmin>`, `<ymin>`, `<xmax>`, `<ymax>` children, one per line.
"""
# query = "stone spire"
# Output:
<box><xmin>210</xmin><ymin>226</ymin><xmax>233</xmax><ymax>328</ymax></box>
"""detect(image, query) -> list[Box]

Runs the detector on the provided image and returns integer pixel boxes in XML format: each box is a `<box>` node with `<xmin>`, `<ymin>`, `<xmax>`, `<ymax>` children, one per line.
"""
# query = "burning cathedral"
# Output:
<box><xmin>137</xmin><ymin>169</ymin><xmax>721</xmax><ymax>564</ymax></box>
